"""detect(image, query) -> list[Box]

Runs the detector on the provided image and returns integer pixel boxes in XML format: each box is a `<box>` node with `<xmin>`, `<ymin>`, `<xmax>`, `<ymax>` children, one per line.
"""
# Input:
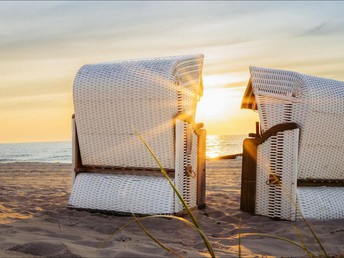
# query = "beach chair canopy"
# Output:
<box><xmin>241</xmin><ymin>66</ymin><xmax>344</xmax><ymax>221</ymax></box>
<box><xmin>73</xmin><ymin>55</ymin><xmax>203</xmax><ymax>169</ymax></box>
<box><xmin>69</xmin><ymin>55</ymin><xmax>206</xmax><ymax>215</ymax></box>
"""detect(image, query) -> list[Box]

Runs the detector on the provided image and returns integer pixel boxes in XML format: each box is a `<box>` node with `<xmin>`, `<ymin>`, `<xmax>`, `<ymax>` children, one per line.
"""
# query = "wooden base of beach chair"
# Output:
<box><xmin>240</xmin><ymin>137</ymin><xmax>257</xmax><ymax>214</ymax></box>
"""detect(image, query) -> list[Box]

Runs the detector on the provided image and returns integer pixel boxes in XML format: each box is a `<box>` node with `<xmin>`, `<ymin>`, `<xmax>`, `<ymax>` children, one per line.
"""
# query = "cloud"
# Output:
<box><xmin>301</xmin><ymin>22</ymin><xmax>344</xmax><ymax>37</ymax></box>
<box><xmin>0</xmin><ymin>2</ymin><xmax>292</xmax><ymax>57</ymax></box>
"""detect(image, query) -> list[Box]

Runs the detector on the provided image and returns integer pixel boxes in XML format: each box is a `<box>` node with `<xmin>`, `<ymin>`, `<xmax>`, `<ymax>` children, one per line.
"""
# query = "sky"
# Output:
<box><xmin>1</xmin><ymin>1</ymin><xmax>344</xmax><ymax>143</ymax></box>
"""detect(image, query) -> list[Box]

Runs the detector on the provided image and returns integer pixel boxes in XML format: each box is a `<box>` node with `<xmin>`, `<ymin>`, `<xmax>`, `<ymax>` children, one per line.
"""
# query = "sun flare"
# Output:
<box><xmin>196</xmin><ymin>87</ymin><xmax>243</xmax><ymax>121</ymax></box>
<box><xmin>196</xmin><ymin>89</ymin><xmax>229</xmax><ymax>121</ymax></box>
<box><xmin>195</xmin><ymin>86</ymin><xmax>259</xmax><ymax>136</ymax></box>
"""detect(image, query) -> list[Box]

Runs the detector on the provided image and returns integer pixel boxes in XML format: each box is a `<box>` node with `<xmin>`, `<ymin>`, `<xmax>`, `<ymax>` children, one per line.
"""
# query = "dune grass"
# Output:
<box><xmin>136</xmin><ymin>131</ymin><xmax>330</xmax><ymax>257</ymax></box>
<box><xmin>135</xmin><ymin>130</ymin><xmax>215</xmax><ymax>258</ymax></box>
<box><xmin>100</xmin><ymin>131</ymin><xmax>331</xmax><ymax>258</ymax></box>
<box><xmin>268</xmin><ymin>173</ymin><xmax>329</xmax><ymax>257</ymax></box>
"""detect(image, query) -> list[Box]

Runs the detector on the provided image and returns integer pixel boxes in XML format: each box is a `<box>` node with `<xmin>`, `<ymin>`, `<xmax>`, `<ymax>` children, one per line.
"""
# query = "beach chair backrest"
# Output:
<box><xmin>73</xmin><ymin>55</ymin><xmax>204</xmax><ymax>170</ymax></box>
<box><xmin>249</xmin><ymin>66</ymin><xmax>344</xmax><ymax>180</ymax></box>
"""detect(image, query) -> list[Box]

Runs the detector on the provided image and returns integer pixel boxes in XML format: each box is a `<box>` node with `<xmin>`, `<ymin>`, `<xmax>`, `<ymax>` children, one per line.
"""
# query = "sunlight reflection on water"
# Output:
<box><xmin>206</xmin><ymin>135</ymin><xmax>245</xmax><ymax>158</ymax></box>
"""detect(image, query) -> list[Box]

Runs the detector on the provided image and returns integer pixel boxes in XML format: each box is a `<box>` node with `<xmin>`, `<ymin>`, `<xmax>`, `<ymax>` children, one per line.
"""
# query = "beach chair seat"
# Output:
<box><xmin>68</xmin><ymin>55</ymin><xmax>206</xmax><ymax>215</ymax></box>
<box><xmin>240</xmin><ymin>66</ymin><xmax>344</xmax><ymax>221</ymax></box>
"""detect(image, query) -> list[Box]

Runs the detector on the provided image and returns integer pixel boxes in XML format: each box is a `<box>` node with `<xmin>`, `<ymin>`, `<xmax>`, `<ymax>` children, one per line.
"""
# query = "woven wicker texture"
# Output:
<box><xmin>190</xmin><ymin>129</ymin><xmax>198</xmax><ymax>207</ymax></box>
<box><xmin>174</xmin><ymin>120</ymin><xmax>198</xmax><ymax>212</ymax></box>
<box><xmin>256</xmin><ymin>130</ymin><xmax>298</xmax><ymax>221</ymax></box>
<box><xmin>249</xmin><ymin>66</ymin><xmax>344</xmax><ymax>220</ymax></box>
<box><xmin>255</xmin><ymin>137</ymin><xmax>271</xmax><ymax>217</ymax></box>
<box><xmin>73</xmin><ymin>55</ymin><xmax>204</xmax><ymax>169</ymax></box>
<box><xmin>297</xmin><ymin>187</ymin><xmax>344</xmax><ymax>220</ymax></box>
<box><xmin>70</xmin><ymin>55</ymin><xmax>204</xmax><ymax>214</ymax></box>
<box><xmin>69</xmin><ymin>119</ymin><xmax>200</xmax><ymax>214</ymax></box>
<box><xmin>250</xmin><ymin>66</ymin><xmax>344</xmax><ymax>180</ymax></box>
<box><xmin>69</xmin><ymin>174</ymin><xmax>175</xmax><ymax>214</ymax></box>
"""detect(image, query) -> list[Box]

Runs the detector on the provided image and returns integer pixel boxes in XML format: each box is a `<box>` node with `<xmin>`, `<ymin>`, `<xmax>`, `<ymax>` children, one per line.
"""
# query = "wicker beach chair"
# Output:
<box><xmin>68</xmin><ymin>55</ymin><xmax>206</xmax><ymax>215</ymax></box>
<box><xmin>240</xmin><ymin>66</ymin><xmax>344</xmax><ymax>221</ymax></box>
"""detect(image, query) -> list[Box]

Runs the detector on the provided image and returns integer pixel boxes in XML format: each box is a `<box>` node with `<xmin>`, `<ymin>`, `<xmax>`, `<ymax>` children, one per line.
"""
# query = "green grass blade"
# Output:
<box><xmin>135</xmin><ymin>130</ymin><xmax>215</xmax><ymax>258</ymax></box>
<box><xmin>240</xmin><ymin>233</ymin><xmax>317</xmax><ymax>257</ymax></box>
<box><xmin>135</xmin><ymin>131</ymin><xmax>199</xmax><ymax>226</ymax></box>
<box><xmin>294</xmin><ymin>226</ymin><xmax>313</xmax><ymax>258</ymax></box>
<box><xmin>238</xmin><ymin>217</ymin><xmax>242</xmax><ymax>258</ymax></box>
<box><xmin>266</xmin><ymin>172</ymin><xmax>328</xmax><ymax>257</ymax></box>
<box><xmin>299</xmin><ymin>215</ymin><xmax>328</xmax><ymax>258</ymax></box>
<box><xmin>132</xmin><ymin>213</ymin><xmax>182</xmax><ymax>258</ymax></box>
<box><xmin>100</xmin><ymin>215</ymin><xmax>214</xmax><ymax>256</ymax></box>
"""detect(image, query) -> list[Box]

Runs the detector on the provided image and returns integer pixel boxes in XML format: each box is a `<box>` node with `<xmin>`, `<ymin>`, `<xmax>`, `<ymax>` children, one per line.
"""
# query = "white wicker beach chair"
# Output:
<box><xmin>240</xmin><ymin>66</ymin><xmax>344</xmax><ymax>221</ymax></box>
<box><xmin>68</xmin><ymin>55</ymin><xmax>206</xmax><ymax>215</ymax></box>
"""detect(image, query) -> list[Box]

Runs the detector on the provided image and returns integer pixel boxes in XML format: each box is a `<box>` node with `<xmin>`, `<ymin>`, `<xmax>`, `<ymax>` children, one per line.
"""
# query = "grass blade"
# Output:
<box><xmin>266</xmin><ymin>171</ymin><xmax>328</xmax><ymax>257</ymax></box>
<box><xmin>294</xmin><ymin>226</ymin><xmax>313</xmax><ymax>258</ymax></box>
<box><xmin>299</xmin><ymin>215</ymin><xmax>328</xmax><ymax>257</ymax></box>
<box><xmin>135</xmin><ymin>130</ymin><xmax>215</xmax><ymax>258</ymax></box>
<box><xmin>240</xmin><ymin>233</ymin><xmax>317</xmax><ymax>257</ymax></box>
<box><xmin>99</xmin><ymin>215</ymin><xmax>214</xmax><ymax>256</ymax></box>
<box><xmin>238</xmin><ymin>217</ymin><xmax>242</xmax><ymax>258</ymax></box>
<box><xmin>132</xmin><ymin>213</ymin><xmax>182</xmax><ymax>258</ymax></box>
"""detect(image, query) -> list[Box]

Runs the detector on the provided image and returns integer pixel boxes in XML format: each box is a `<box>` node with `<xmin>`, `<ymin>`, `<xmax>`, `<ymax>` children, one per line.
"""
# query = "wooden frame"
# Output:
<box><xmin>196</xmin><ymin>128</ymin><xmax>206</xmax><ymax>208</ymax></box>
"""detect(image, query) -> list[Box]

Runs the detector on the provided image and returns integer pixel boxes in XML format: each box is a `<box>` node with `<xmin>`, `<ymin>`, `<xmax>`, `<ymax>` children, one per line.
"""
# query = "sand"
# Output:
<box><xmin>0</xmin><ymin>159</ymin><xmax>343</xmax><ymax>257</ymax></box>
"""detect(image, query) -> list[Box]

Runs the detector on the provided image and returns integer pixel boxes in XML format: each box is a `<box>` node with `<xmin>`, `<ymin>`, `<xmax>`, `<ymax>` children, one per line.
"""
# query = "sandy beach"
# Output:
<box><xmin>0</xmin><ymin>159</ymin><xmax>343</xmax><ymax>257</ymax></box>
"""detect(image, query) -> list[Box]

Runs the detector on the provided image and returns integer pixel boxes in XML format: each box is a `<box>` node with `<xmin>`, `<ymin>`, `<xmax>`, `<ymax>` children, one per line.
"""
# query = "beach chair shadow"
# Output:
<box><xmin>68</xmin><ymin>55</ymin><xmax>206</xmax><ymax>216</ymax></box>
<box><xmin>240</xmin><ymin>66</ymin><xmax>344</xmax><ymax>221</ymax></box>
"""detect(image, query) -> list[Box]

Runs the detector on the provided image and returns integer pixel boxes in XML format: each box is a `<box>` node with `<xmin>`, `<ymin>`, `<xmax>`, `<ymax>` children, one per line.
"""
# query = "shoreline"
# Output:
<box><xmin>0</xmin><ymin>160</ymin><xmax>343</xmax><ymax>257</ymax></box>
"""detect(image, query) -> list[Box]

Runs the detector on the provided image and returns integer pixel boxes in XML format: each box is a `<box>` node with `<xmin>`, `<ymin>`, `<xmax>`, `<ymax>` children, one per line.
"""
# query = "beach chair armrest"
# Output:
<box><xmin>255</xmin><ymin>123</ymin><xmax>299</xmax><ymax>220</ymax></box>
<box><xmin>174</xmin><ymin>117</ymin><xmax>206</xmax><ymax>208</ymax></box>
<box><xmin>255</xmin><ymin>122</ymin><xmax>299</xmax><ymax>145</ymax></box>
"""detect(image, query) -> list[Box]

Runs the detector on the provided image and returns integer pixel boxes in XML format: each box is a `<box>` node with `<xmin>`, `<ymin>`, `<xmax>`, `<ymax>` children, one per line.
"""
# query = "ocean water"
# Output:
<box><xmin>0</xmin><ymin>141</ymin><xmax>72</xmax><ymax>163</ymax></box>
<box><xmin>0</xmin><ymin>135</ymin><xmax>246</xmax><ymax>164</ymax></box>
<box><xmin>206</xmin><ymin>135</ymin><xmax>245</xmax><ymax>159</ymax></box>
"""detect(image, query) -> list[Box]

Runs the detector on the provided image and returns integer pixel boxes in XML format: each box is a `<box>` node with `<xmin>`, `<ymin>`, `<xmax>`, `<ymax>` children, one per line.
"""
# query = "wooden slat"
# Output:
<box><xmin>73</xmin><ymin>115</ymin><xmax>174</xmax><ymax>178</ymax></box>
<box><xmin>72</xmin><ymin>116</ymin><xmax>82</xmax><ymax>177</ymax></box>
<box><xmin>75</xmin><ymin>165</ymin><xmax>175</xmax><ymax>178</ymax></box>
<box><xmin>298</xmin><ymin>179</ymin><xmax>344</xmax><ymax>187</ymax></box>
<box><xmin>197</xmin><ymin>128</ymin><xmax>206</xmax><ymax>208</ymax></box>
<box><xmin>240</xmin><ymin>138</ymin><xmax>257</xmax><ymax>214</ymax></box>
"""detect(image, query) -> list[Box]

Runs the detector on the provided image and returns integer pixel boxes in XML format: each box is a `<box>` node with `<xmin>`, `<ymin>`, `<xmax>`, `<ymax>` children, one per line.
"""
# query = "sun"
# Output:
<box><xmin>196</xmin><ymin>87</ymin><xmax>242</xmax><ymax>122</ymax></box>
<box><xmin>194</xmin><ymin>72</ymin><xmax>259</xmax><ymax>136</ymax></box>
<box><xmin>195</xmin><ymin>86</ymin><xmax>259</xmax><ymax>136</ymax></box>
<box><xmin>196</xmin><ymin>89</ymin><xmax>229</xmax><ymax>121</ymax></box>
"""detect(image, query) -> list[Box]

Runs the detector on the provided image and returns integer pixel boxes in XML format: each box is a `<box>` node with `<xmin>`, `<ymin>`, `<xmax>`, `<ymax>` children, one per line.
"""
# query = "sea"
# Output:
<box><xmin>0</xmin><ymin>135</ymin><xmax>246</xmax><ymax>164</ymax></box>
